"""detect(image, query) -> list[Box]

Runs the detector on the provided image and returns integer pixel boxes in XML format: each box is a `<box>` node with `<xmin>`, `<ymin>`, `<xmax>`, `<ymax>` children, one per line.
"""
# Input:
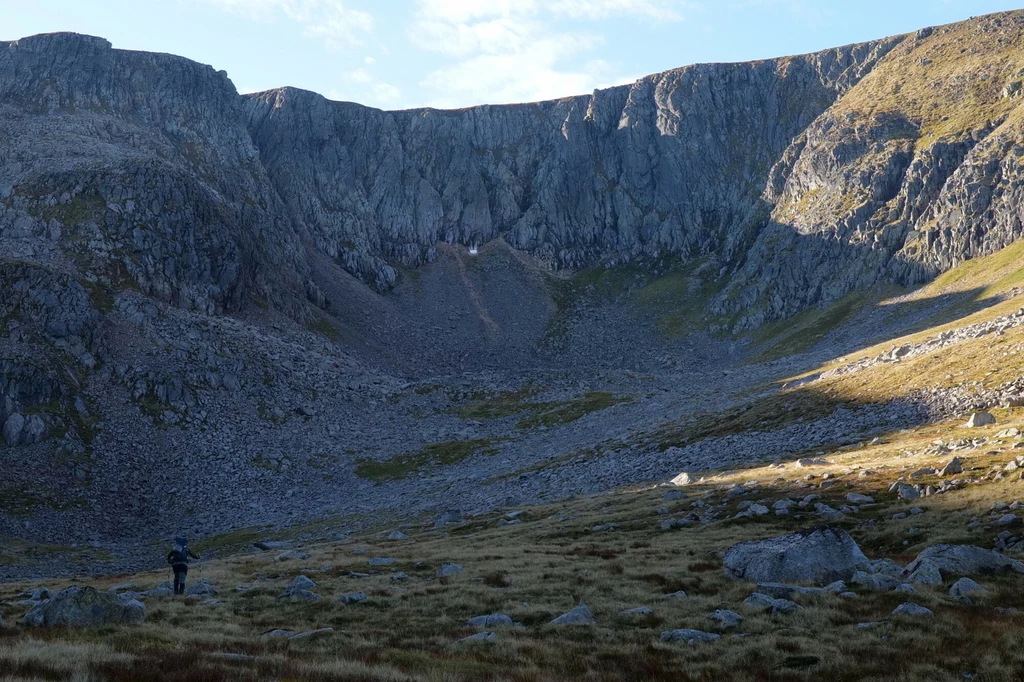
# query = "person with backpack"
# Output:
<box><xmin>167</xmin><ymin>536</ymin><xmax>200</xmax><ymax>595</ymax></box>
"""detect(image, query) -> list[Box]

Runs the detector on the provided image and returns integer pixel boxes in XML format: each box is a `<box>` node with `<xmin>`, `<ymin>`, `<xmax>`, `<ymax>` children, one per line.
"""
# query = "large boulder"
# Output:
<box><xmin>902</xmin><ymin>545</ymin><xmax>1024</xmax><ymax>579</ymax></box>
<box><xmin>723</xmin><ymin>527</ymin><xmax>870</xmax><ymax>585</ymax></box>
<box><xmin>21</xmin><ymin>586</ymin><xmax>146</xmax><ymax>627</ymax></box>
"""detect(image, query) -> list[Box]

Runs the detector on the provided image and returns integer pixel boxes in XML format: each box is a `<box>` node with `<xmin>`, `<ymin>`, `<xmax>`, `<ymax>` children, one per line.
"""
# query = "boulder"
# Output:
<box><xmin>940</xmin><ymin>458</ymin><xmax>964</xmax><ymax>476</ymax></box>
<box><xmin>850</xmin><ymin>571</ymin><xmax>902</xmax><ymax>591</ymax></box>
<box><xmin>458</xmin><ymin>631</ymin><xmax>496</xmax><ymax>643</ymax></box>
<box><xmin>893</xmin><ymin>483</ymin><xmax>921</xmax><ymax>500</ymax></box>
<box><xmin>286</xmin><ymin>575</ymin><xmax>317</xmax><ymax>591</ymax></box>
<box><xmin>966</xmin><ymin>412</ymin><xmax>996</xmax><ymax>428</ymax></box>
<box><xmin>723</xmin><ymin>527</ymin><xmax>870</xmax><ymax>585</ymax></box>
<box><xmin>892</xmin><ymin>603</ymin><xmax>933</xmax><ymax>617</ymax></box>
<box><xmin>2</xmin><ymin>412</ymin><xmax>24</xmax><ymax>446</ymax></box>
<box><xmin>551</xmin><ymin>604</ymin><xmax>595</xmax><ymax>625</ymax></box>
<box><xmin>949</xmin><ymin>577</ymin><xmax>986</xmax><ymax>598</ymax></box>
<box><xmin>670</xmin><ymin>472</ymin><xmax>693</xmax><ymax>486</ymax></box>
<box><xmin>903</xmin><ymin>545</ymin><xmax>1024</xmax><ymax>579</ymax></box>
<box><xmin>660</xmin><ymin>629</ymin><xmax>720</xmax><ymax>644</ymax></box>
<box><xmin>466</xmin><ymin>614</ymin><xmax>513</xmax><ymax>628</ymax></box>
<box><xmin>870</xmin><ymin>558</ymin><xmax>904</xmax><ymax>578</ymax></box>
<box><xmin>339</xmin><ymin>592</ymin><xmax>370</xmax><ymax>604</ymax></box>
<box><xmin>905</xmin><ymin>559</ymin><xmax>943</xmax><ymax>585</ymax></box>
<box><xmin>846</xmin><ymin>493</ymin><xmax>874</xmax><ymax>505</ymax></box>
<box><xmin>281</xmin><ymin>577</ymin><xmax>320</xmax><ymax>601</ymax></box>
<box><xmin>436</xmin><ymin>563</ymin><xmax>464</xmax><ymax>578</ymax></box>
<box><xmin>185</xmin><ymin>579</ymin><xmax>218</xmax><ymax>598</ymax></box>
<box><xmin>707</xmin><ymin>609</ymin><xmax>742</xmax><ymax>629</ymax></box>
<box><xmin>22</xmin><ymin>586</ymin><xmax>146</xmax><ymax>627</ymax></box>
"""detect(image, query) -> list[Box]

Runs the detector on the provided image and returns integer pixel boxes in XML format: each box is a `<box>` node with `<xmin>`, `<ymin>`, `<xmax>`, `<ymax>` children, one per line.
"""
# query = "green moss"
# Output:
<box><xmin>516</xmin><ymin>392</ymin><xmax>631</xmax><ymax>429</ymax></box>
<box><xmin>454</xmin><ymin>386</ymin><xmax>540</xmax><ymax>420</ymax></box>
<box><xmin>355</xmin><ymin>439</ymin><xmax>505</xmax><ymax>482</ymax></box>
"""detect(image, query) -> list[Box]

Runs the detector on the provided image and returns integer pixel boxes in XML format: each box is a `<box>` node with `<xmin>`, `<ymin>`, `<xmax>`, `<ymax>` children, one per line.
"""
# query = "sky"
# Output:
<box><xmin>3</xmin><ymin>1</ymin><xmax>1021</xmax><ymax>110</ymax></box>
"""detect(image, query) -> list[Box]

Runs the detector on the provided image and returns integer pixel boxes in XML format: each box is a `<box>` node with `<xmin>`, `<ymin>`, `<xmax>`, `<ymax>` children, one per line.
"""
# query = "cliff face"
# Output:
<box><xmin>243</xmin><ymin>38</ymin><xmax>898</xmax><ymax>290</ymax></box>
<box><xmin>4</xmin><ymin>16</ymin><xmax>1022</xmax><ymax>332</ymax></box>
<box><xmin>0</xmin><ymin>32</ymin><xmax>314</xmax><ymax>316</ymax></box>
<box><xmin>715</xmin><ymin>13</ymin><xmax>1024</xmax><ymax>327</ymax></box>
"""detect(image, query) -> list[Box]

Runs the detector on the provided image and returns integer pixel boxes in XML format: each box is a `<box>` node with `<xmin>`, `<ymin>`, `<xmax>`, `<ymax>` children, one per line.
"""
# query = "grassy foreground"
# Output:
<box><xmin>4</xmin><ymin>409</ymin><xmax>1024</xmax><ymax>681</ymax></box>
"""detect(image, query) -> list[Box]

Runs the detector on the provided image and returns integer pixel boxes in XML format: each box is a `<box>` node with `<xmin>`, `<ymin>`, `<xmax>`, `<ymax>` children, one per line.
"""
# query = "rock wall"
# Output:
<box><xmin>243</xmin><ymin>39</ymin><xmax>899</xmax><ymax>290</ymax></box>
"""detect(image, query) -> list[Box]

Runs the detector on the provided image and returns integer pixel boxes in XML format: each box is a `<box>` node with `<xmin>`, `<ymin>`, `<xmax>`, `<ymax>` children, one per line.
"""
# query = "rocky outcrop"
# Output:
<box><xmin>723</xmin><ymin>527</ymin><xmax>871</xmax><ymax>584</ymax></box>
<box><xmin>21</xmin><ymin>585</ymin><xmax>146</xmax><ymax>626</ymax></box>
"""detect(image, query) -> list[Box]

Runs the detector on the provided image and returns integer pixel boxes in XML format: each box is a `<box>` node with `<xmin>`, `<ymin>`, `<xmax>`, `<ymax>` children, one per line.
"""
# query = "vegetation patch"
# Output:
<box><xmin>517</xmin><ymin>392</ymin><xmax>632</xmax><ymax>429</ymax></box>
<box><xmin>355</xmin><ymin>439</ymin><xmax>505</xmax><ymax>482</ymax></box>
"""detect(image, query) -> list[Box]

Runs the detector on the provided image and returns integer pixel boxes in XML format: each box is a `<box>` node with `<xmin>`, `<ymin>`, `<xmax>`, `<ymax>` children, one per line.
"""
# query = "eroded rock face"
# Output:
<box><xmin>21</xmin><ymin>585</ymin><xmax>146</xmax><ymax>627</ymax></box>
<box><xmin>723</xmin><ymin>527</ymin><xmax>871</xmax><ymax>585</ymax></box>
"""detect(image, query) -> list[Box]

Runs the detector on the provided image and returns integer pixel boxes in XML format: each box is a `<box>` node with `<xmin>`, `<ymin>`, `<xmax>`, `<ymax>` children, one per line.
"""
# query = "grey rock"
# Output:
<box><xmin>466</xmin><ymin>614</ymin><xmax>513</xmax><ymax>628</ymax></box>
<box><xmin>851</xmin><ymin>571</ymin><xmax>902</xmax><ymax>591</ymax></box>
<box><xmin>660</xmin><ymin>629</ymin><xmax>720</xmax><ymax>644</ymax></box>
<box><xmin>892</xmin><ymin>603</ymin><xmax>934</xmax><ymax>617</ymax></box>
<box><xmin>22</xmin><ymin>586</ymin><xmax>145</xmax><ymax>627</ymax></box>
<box><xmin>870</xmin><ymin>558</ymin><xmax>904</xmax><ymax>577</ymax></box>
<box><xmin>903</xmin><ymin>545</ymin><xmax>1024</xmax><ymax>579</ymax></box>
<box><xmin>436</xmin><ymin>563</ymin><xmax>464</xmax><ymax>578</ymax></box>
<box><xmin>949</xmin><ymin>577</ymin><xmax>986</xmax><ymax>597</ymax></box>
<box><xmin>940</xmin><ymin>458</ymin><xmax>964</xmax><ymax>476</ymax></box>
<box><xmin>458</xmin><ymin>631</ymin><xmax>496</xmax><ymax>643</ymax></box>
<box><xmin>966</xmin><ymin>412</ymin><xmax>996</xmax><ymax>428</ymax></box>
<box><xmin>339</xmin><ymin>592</ymin><xmax>370</xmax><ymax>605</ymax></box>
<box><xmin>723</xmin><ymin>527</ymin><xmax>870</xmax><ymax>584</ymax></box>
<box><xmin>906</xmin><ymin>559</ymin><xmax>944</xmax><ymax>586</ymax></box>
<box><xmin>551</xmin><ymin>604</ymin><xmax>595</xmax><ymax>625</ymax></box>
<box><xmin>184</xmin><ymin>580</ymin><xmax>218</xmax><ymax>598</ymax></box>
<box><xmin>707</xmin><ymin>609</ymin><xmax>743</xmax><ymax>629</ymax></box>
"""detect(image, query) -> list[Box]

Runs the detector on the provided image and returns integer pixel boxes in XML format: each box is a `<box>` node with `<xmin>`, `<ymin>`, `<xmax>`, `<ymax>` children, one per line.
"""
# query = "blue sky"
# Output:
<box><xmin>4</xmin><ymin>1</ymin><xmax>1020</xmax><ymax>109</ymax></box>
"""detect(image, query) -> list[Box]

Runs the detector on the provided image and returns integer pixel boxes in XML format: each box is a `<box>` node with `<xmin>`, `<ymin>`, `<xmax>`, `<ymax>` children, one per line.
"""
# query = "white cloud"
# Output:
<box><xmin>198</xmin><ymin>0</ymin><xmax>374</xmax><ymax>48</ymax></box>
<box><xmin>549</xmin><ymin>0</ymin><xmax>691</xmax><ymax>21</ymax></box>
<box><xmin>345</xmin><ymin>68</ymin><xmax>373</xmax><ymax>83</ymax></box>
<box><xmin>371</xmin><ymin>82</ymin><xmax>402</xmax><ymax>104</ymax></box>
<box><xmin>409</xmin><ymin>0</ymin><xmax>688</xmax><ymax>106</ymax></box>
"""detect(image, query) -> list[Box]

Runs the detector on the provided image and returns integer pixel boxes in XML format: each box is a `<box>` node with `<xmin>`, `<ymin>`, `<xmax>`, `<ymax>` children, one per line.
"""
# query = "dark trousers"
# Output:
<box><xmin>173</xmin><ymin>566</ymin><xmax>188</xmax><ymax>595</ymax></box>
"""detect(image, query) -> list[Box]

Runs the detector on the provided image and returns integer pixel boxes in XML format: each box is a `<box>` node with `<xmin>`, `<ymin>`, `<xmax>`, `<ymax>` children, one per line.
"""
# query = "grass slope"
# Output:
<box><xmin>4</xmin><ymin>411</ymin><xmax>1024</xmax><ymax>681</ymax></box>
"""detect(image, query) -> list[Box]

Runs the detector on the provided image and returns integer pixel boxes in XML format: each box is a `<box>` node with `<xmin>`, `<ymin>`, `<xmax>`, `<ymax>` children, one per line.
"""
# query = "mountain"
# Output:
<box><xmin>3</xmin><ymin>12</ymin><xmax>1024</xmax><ymax>576</ymax></box>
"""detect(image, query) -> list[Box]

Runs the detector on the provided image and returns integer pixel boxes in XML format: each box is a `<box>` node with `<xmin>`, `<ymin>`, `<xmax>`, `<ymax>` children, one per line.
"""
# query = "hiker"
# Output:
<box><xmin>167</xmin><ymin>536</ymin><xmax>200</xmax><ymax>595</ymax></box>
